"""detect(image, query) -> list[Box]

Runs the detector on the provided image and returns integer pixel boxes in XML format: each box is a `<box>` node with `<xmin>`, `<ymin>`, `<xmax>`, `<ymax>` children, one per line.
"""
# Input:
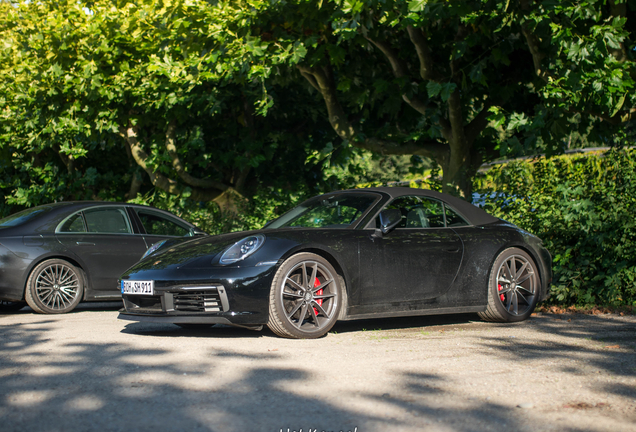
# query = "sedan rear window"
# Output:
<box><xmin>0</xmin><ymin>206</ymin><xmax>53</xmax><ymax>228</ymax></box>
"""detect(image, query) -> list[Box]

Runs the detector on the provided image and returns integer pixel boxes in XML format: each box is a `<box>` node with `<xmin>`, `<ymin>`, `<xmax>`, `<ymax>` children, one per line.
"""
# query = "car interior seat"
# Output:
<box><xmin>405</xmin><ymin>208</ymin><xmax>429</xmax><ymax>228</ymax></box>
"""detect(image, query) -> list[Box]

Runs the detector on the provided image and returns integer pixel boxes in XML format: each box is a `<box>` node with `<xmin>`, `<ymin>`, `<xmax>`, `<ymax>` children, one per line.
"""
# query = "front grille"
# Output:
<box><xmin>173</xmin><ymin>290</ymin><xmax>224</xmax><ymax>312</ymax></box>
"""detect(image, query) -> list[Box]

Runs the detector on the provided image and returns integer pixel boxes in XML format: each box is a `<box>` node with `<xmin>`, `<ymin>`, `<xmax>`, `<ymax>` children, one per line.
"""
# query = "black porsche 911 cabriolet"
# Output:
<box><xmin>118</xmin><ymin>187</ymin><xmax>552</xmax><ymax>339</ymax></box>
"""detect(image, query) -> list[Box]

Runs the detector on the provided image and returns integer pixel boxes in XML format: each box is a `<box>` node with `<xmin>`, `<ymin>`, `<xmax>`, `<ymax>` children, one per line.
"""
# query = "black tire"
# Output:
<box><xmin>25</xmin><ymin>259</ymin><xmax>84</xmax><ymax>314</ymax></box>
<box><xmin>0</xmin><ymin>301</ymin><xmax>26</xmax><ymax>313</ymax></box>
<box><xmin>267</xmin><ymin>252</ymin><xmax>342</xmax><ymax>339</ymax></box>
<box><xmin>479</xmin><ymin>247</ymin><xmax>539</xmax><ymax>322</ymax></box>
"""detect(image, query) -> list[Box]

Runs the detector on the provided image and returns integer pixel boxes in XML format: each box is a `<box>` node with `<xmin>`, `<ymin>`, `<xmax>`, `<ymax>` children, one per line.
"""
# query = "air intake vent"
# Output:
<box><xmin>173</xmin><ymin>288</ymin><xmax>227</xmax><ymax>312</ymax></box>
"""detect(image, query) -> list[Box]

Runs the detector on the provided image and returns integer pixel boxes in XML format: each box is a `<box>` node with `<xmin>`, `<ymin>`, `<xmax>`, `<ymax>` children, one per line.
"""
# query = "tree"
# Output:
<box><xmin>247</xmin><ymin>0</ymin><xmax>635</xmax><ymax>198</ymax></box>
<box><xmin>2</xmin><ymin>0</ymin><xmax>634</xmax><ymax>216</ymax></box>
<box><xmin>0</xmin><ymin>0</ymin><xmax>329</xmax><ymax>215</ymax></box>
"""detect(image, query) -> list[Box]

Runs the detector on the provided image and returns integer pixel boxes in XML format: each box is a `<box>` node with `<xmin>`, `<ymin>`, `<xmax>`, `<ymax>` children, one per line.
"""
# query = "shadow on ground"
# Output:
<box><xmin>0</xmin><ymin>301</ymin><xmax>123</xmax><ymax>316</ymax></box>
<box><xmin>1</xmin><ymin>312</ymin><xmax>634</xmax><ymax>431</ymax></box>
<box><xmin>0</xmin><ymin>320</ymin><xmax>535</xmax><ymax>431</ymax></box>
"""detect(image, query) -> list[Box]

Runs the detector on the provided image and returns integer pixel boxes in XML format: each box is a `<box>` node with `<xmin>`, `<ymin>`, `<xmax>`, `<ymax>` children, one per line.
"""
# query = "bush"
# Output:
<box><xmin>474</xmin><ymin>149</ymin><xmax>636</xmax><ymax>307</ymax></box>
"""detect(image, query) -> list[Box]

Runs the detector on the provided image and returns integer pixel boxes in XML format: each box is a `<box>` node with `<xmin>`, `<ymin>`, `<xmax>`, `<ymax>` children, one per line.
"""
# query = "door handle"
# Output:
<box><xmin>76</xmin><ymin>242</ymin><xmax>95</xmax><ymax>246</ymax></box>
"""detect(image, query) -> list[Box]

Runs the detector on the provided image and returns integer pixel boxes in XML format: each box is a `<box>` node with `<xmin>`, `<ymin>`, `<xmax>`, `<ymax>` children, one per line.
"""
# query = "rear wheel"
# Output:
<box><xmin>479</xmin><ymin>248</ymin><xmax>539</xmax><ymax>322</ymax></box>
<box><xmin>267</xmin><ymin>253</ymin><xmax>342</xmax><ymax>339</ymax></box>
<box><xmin>25</xmin><ymin>259</ymin><xmax>84</xmax><ymax>314</ymax></box>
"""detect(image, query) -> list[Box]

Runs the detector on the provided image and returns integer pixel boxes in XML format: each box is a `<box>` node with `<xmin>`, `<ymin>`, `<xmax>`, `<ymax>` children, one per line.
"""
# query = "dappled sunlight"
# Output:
<box><xmin>64</xmin><ymin>395</ymin><xmax>105</xmax><ymax>411</ymax></box>
<box><xmin>6</xmin><ymin>390</ymin><xmax>55</xmax><ymax>408</ymax></box>
<box><xmin>482</xmin><ymin>315</ymin><xmax>636</xmax><ymax>374</ymax></box>
<box><xmin>1</xmin><ymin>311</ymin><xmax>635</xmax><ymax>431</ymax></box>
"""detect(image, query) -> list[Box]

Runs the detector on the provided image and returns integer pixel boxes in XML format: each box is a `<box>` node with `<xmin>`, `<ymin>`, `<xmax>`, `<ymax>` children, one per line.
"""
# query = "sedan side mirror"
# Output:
<box><xmin>378</xmin><ymin>209</ymin><xmax>402</xmax><ymax>235</ymax></box>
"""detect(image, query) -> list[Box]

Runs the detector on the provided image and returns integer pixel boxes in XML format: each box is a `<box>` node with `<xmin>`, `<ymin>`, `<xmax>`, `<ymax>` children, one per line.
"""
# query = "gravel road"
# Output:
<box><xmin>1</xmin><ymin>303</ymin><xmax>635</xmax><ymax>432</ymax></box>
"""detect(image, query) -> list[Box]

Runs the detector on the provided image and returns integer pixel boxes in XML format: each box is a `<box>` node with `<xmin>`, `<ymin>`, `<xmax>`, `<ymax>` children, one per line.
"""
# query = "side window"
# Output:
<box><xmin>58</xmin><ymin>213</ymin><xmax>87</xmax><ymax>233</ymax></box>
<box><xmin>445</xmin><ymin>205</ymin><xmax>469</xmax><ymax>227</ymax></box>
<box><xmin>84</xmin><ymin>208</ymin><xmax>132</xmax><ymax>234</ymax></box>
<box><xmin>422</xmin><ymin>199</ymin><xmax>445</xmax><ymax>227</ymax></box>
<box><xmin>288</xmin><ymin>205</ymin><xmax>360</xmax><ymax>228</ymax></box>
<box><xmin>136</xmin><ymin>209</ymin><xmax>190</xmax><ymax>237</ymax></box>
<box><xmin>380</xmin><ymin>196</ymin><xmax>445</xmax><ymax>228</ymax></box>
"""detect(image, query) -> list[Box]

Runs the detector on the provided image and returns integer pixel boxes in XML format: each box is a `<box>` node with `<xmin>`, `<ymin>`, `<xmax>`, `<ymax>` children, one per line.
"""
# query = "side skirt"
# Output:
<box><xmin>341</xmin><ymin>305</ymin><xmax>486</xmax><ymax>321</ymax></box>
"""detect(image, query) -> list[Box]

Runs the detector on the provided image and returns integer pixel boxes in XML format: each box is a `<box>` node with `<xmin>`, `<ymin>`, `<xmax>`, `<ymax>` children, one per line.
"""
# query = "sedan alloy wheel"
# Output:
<box><xmin>25</xmin><ymin>259</ymin><xmax>84</xmax><ymax>314</ymax></box>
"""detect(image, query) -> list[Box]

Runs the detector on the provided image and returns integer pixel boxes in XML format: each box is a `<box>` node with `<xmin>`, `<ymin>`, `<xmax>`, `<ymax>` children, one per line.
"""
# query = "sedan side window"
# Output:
<box><xmin>135</xmin><ymin>209</ymin><xmax>190</xmax><ymax>237</ymax></box>
<box><xmin>84</xmin><ymin>208</ymin><xmax>132</xmax><ymax>234</ymax></box>
<box><xmin>58</xmin><ymin>213</ymin><xmax>87</xmax><ymax>233</ymax></box>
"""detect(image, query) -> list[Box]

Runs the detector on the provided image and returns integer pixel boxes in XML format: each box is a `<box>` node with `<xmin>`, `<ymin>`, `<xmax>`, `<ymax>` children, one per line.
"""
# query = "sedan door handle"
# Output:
<box><xmin>76</xmin><ymin>242</ymin><xmax>95</xmax><ymax>246</ymax></box>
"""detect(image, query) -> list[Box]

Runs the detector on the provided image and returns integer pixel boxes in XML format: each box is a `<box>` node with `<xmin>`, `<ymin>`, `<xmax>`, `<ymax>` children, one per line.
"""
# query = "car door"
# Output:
<box><xmin>55</xmin><ymin>206</ymin><xmax>148</xmax><ymax>298</ymax></box>
<box><xmin>358</xmin><ymin>196</ymin><xmax>464</xmax><ymax>305</ymax></box>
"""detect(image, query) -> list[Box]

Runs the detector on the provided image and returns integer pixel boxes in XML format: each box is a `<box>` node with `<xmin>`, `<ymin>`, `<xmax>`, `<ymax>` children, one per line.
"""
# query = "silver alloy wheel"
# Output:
<box><xmin>280</xmin><ymin>260</ymin><xmax>338</xmax><ymax>331</ymax></box>
<box><xmin>495</xmin><ymin>253</ymin><xmax>537</xmax><ymax>316</ymax></box>
<box><xmin>34</xmin><ymin>263</ymin><xmax>81</xmax><ymax>311</ymax></box>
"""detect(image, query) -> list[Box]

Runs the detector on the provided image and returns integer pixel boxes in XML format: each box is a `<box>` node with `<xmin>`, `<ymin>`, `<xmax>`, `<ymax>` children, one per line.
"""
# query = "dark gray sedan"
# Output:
<box><xmin>0</xmin><ymin>202</ymin><xmax>205</xmax><ymax>314</ymax></box>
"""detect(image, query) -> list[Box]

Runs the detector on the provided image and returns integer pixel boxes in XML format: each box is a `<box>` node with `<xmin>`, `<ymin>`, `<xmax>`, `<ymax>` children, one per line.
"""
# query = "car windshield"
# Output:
<box><xmin>265</xmin><ymin>193</ymin><xmax>379</xmax><ymax>229</ymax></box>
<box><xmin>0</xmin><ymin>206</ymin><xmax>53</xmax><ymax>229</ymax></box>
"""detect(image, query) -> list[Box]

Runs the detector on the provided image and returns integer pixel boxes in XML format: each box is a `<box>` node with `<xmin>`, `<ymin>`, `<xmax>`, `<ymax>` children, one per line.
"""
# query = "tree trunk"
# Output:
<box><xmin>118</xmin><ymin>123</ymin><xmax>247</xmax><ymax>211</ymax></box>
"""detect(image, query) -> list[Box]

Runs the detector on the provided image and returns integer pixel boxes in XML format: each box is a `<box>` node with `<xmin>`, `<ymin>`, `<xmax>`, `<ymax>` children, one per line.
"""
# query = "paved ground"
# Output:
<box><xmin>1</xmin><ymin>303</ymin><xmax>635</xmax><ymax>432</ymax></box>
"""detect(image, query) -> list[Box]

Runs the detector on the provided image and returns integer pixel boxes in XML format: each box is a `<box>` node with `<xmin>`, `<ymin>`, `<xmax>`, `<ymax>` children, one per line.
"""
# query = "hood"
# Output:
<box><xmin>131</xmin><ymin>230</ymin><xmax>265</xmax><ymax>272</ymax></box>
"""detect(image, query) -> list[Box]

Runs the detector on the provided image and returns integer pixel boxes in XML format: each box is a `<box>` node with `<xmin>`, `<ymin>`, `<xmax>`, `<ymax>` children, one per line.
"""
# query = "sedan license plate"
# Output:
<box><xmin>121</xmin><ymin>280</ymin><xmax>154</xmax><ymax>295</ymax></box>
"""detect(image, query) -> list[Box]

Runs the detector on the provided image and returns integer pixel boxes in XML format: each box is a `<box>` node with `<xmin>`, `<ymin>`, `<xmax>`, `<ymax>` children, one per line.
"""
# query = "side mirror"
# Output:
<box><xmin>378</xmin><ymin>209</ymin><xmax>402</xmax><ymax>234</ymax></box>
<box><xmin>190</xmin><ymin>228</ymin><xmax>207</xmax><ymax>236</ymax></box>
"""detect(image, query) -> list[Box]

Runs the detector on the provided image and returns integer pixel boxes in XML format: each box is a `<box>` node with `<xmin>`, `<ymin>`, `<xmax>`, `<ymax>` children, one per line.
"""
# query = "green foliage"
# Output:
<box><xmin>475</xmin><ymin>149</ymin><xmax>636</xmax><ymax>307</ymax></box>
<box><xmin>128</xmin><ymin>185</ymin><xmax>305</xmax><ymax>236</ymax></box>
<box><xmin>2</xmin><ymin>0</ymin><xmax>635</xmax><ymax>237</ymax></box>
<box><xmin>0</xmin><ymin>0</ymin><xmax>333</xmax><ymax>216</ymax></box>
<box><xmin>487</xmin><ymin>0</ymin><xmax>636</xmax><ymax>157</ymax></box>
<box><xmin>317</xmin><ymin>148</ymin><xmax>431</xmax><ymax>190</ymax></box>
<box><xmin>240</xmin><ymin>0</ymin><xmax>636</xmax><ymax>197</ymax></box>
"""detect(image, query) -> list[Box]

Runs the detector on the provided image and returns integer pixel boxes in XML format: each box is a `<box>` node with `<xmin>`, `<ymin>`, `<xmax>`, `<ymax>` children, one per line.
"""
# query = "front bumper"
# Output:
<box><xmin>117</xmin><ymin>264</ymin><xmax>277</xmax><ymax>326</ymax></box>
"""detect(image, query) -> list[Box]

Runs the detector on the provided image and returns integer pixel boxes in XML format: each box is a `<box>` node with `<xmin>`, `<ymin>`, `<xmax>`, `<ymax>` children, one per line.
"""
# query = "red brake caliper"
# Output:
<box><xmin>314</xmin><ymin>277</ymin><xmax>323</xmax><ymax>315</ymax></box>
<box><xmin>498</xmin><ymin>284</ymin><xmax>504</xmax><ymax>302</ymax></box>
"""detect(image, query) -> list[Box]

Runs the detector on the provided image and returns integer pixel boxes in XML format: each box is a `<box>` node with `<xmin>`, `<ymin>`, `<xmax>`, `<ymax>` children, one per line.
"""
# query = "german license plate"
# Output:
<box><xmin>121</xmin><ymin>280</ymin><xmax>154</xmax><ymax>295</ymax></box>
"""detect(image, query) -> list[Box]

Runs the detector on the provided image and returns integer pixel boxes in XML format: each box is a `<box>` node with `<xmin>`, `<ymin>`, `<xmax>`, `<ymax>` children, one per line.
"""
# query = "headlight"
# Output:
<box><xmin>219</xmin><ymin>235</ymin><xmax>265</xmax><ymax>264</ymax></box>
<box><xmin>142</xmin><ymin>240</ymin><xmax>167</xmax><ymax>260</ymax></box>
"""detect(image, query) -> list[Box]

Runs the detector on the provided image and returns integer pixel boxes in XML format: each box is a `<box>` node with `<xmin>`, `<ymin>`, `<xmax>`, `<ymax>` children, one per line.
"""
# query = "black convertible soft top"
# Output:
<box><xmin>342</xmin><ymin>187</ymin><xmax>500</xmax><ymax>227</ymax></box>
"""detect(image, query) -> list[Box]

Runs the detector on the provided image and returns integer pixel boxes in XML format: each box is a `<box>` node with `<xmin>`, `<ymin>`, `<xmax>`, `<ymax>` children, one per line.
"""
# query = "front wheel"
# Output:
<box><xmin>25</xmin><ymin>259</ymin><xmax>84</xmax><ymax>314</ymax></box>
<box><xmin>267</xmin><ymin>253</ymin><xmax>342</xmax><ymax>339</ymax></box>
<box><xmin>479</xmin><ymin>248</ymin><xmax>539</xmax><ymax>322</ymax></box>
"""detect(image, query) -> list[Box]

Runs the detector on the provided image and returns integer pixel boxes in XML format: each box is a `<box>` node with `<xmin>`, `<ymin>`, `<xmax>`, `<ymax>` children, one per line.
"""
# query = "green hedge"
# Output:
<box><xmin>474</xmin><ymin>149</ymin><xmax>636</xmax><ymax>307</ymax></box>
